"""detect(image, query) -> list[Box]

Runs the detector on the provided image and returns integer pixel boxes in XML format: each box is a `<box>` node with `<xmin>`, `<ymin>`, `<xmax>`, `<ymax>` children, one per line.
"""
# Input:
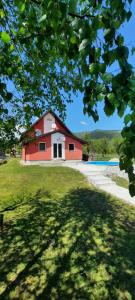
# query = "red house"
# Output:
<box><xmin>22</xmin><ymin>111</ymin><xmax>86</xmax><ymax>163</ymax></box>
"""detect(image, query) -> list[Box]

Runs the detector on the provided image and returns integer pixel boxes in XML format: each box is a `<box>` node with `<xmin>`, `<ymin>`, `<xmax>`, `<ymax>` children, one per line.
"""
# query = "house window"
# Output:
<box><xmin>39</xmin><ymin>142</ymin><xmax>46</xmax><ymax>151</ymax></box>
<box><xmin>69</xmin><ymin>144</ymin><xmax>75</xmax><ymax>151</ymax></box>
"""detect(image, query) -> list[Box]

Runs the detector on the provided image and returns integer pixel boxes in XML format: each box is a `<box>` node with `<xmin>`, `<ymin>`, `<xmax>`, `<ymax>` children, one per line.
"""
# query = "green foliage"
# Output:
<box><xmin>0</xmin><ymin>0</ymin><xmax>135</xmax><ymax>194</ymax></box>
<box><xmin>82</xmin><ymin>132</ymin><xmax>122</xmax><ymax>157</ymax></box>
<box><xmin>1</xmin><ymin>31</ymin><xmax>10</xmax><ymax>43</ymax></box>
<box><xmin>0</xmin><ymin>120</ymin><xmax>18</xmax><ymax>151</ymax></box>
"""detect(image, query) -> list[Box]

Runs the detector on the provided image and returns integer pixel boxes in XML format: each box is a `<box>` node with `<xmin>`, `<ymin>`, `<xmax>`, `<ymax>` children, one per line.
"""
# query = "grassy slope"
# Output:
<box><xmin>0</xmin><ymin>160</ymin><xmax>135</xmax><ymax>300</ymax></box>
<box><xmin>111</xmin><ymin>176</ymin><xmax>129</xmax><ymax>189</ymax></box>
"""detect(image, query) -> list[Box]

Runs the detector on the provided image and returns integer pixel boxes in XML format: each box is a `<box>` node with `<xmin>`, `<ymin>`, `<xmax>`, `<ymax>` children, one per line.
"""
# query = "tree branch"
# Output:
<box><xmin>29</xmin><ymin>0</ymin><xmax>41</xmax><ymax>3</ymax></box>
<box><xmin>29</xmin><ymin>0</ymin><xmax>95</xmax><ymax>19</ymax></box>
<box><xmin>68</xmin><ymin>12</ymin><xmax>95</xmax><ymax>19</ymax></box>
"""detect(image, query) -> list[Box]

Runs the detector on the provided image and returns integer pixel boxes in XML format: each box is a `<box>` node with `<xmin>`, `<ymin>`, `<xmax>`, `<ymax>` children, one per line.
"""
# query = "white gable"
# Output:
<box><xmin>44</xmin><ymin>113</ymin><xmax>55</xmax><ymax>133</ymax></box>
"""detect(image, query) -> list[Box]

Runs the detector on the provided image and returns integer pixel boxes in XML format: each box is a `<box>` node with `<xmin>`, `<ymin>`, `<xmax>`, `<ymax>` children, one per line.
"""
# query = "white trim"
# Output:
<box><xmin>68</xmin><ymin>143</ymin><xmax>75</xmax><ymax>151</ymax></box>
<box><xmin>38</xmin><ymin>142</ymin><xmax>46</xmax><ymax>151</ymax></box>
<box><xmin>44</xmin><ymin>113</ymin><xmax>55</xmax><ymax>133</ymax></box>
<box><xmin>51</xmin><ymin>132</ymin><xmax>65</xmax><ymax>159</ymax></box>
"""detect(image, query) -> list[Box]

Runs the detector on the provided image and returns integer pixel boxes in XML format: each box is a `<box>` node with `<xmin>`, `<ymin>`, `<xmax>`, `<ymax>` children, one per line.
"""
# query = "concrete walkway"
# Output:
<box><xmin>63</xmin><ymin>161</ymin><xmax>135</xmax><ymax>206</ymax></box>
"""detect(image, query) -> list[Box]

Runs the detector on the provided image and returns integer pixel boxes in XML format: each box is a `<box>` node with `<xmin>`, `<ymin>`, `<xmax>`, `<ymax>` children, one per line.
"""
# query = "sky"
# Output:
<box><xmin>65</xmin><ymin>1</ymin><xmax>135</xmax><ymax>132</ymax></box>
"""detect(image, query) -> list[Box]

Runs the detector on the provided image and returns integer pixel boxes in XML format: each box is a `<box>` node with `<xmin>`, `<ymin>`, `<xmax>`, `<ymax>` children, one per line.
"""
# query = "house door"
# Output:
<box><xmin>53</xmin><ymin>143</ymin><xmax>62</xmax><ymax>159</ymax></box>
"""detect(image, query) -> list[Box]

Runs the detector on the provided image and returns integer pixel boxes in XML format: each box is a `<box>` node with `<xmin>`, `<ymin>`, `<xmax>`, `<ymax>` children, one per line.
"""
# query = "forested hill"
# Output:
<box><xmin>75</xmin><ymin>130</ymin><xmax>121</xmax><ymax>140</ymax></box>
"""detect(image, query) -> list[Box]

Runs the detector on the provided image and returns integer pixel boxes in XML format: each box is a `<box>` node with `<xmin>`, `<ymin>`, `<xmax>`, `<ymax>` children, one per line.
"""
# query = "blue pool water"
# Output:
<box><xmin>86</xmin><ymin>161</ymin><xmax>119</xmax><ymax>166</ymax></box>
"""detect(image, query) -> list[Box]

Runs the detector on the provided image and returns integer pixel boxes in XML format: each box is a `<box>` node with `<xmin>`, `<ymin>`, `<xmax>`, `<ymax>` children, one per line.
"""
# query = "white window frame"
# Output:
<box><xmin>38</xmin><ymin>142</ymin><xmax>46</xmax><ymax>152</ymax></box>
<box><xmin>69</xmin><ymin>143</ymin><xmax>75</xmax><ymax>151</ymax></box>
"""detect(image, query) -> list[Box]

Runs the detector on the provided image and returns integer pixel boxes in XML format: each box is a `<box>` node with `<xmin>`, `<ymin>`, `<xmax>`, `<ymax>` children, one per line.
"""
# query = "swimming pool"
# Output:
<box><xmin>86</xmin><ymin>161</ymin><xmax>119</xmax><ymax>166</ymax></box>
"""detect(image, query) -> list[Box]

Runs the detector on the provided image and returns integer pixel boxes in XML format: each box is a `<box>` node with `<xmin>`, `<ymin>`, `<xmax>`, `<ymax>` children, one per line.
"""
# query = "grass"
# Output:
<box><xmin>0</xmin><ymin>159</ymin><xmax>135</xmax><ymax>299</ymax></box>
<box><xmin>0</xmin><ymin>159</ymin><xmax>7</xmax><ymax>165</ymax></box>
<box><xmin>89</xmin><ymin>154</ymin><xmax>118</xmax><ymax>161</ymax></box>
<box><xmin>111</xmin><ymin>176</ymin><xmax>129</xmax><ymax>189</ymax></box>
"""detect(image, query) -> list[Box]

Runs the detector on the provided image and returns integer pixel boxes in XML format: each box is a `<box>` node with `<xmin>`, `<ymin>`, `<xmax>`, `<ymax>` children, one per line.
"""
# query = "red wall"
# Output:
<box><xmin>55</xmin><ymin>119</ymin><xmax>68</xmax><ymax>133</ymax></box>
<box><xmin>22</xmin><ymin>135</ymin><xmax>83</xmax><ymax>161</ymax></box>
<box><xmin>22</xmin><ymin>135</ymin><xmax>51</xmax><ymax>161</ymax></box>
<box><xmin>22</xmin><ymin>147</ymin><xmax>26</xmax><ymax>160</ymax></box>
<box><xmin>65</xmin><ymin>136</ymin><xmax>82</xmax><ymax>160</ymax></box>
<box><xmin>33</xmin><ymin>117</ymin><xmax>44</xmax><ymax>133</ymax></box>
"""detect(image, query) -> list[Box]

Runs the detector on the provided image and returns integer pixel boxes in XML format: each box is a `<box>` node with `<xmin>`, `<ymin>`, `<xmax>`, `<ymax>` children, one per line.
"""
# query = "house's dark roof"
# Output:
<box><xmin>23</xmin><ymin>129</ymin><xmax>87</xmax><ymax>145</ymax></box>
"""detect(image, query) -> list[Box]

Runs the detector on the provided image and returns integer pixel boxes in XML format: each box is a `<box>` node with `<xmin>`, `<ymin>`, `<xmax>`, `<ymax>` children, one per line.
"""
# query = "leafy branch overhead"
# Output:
<box><xmin>1</xmin><ymin>0</ymin><xmax>135</xmax><ymax>195</ymax></box>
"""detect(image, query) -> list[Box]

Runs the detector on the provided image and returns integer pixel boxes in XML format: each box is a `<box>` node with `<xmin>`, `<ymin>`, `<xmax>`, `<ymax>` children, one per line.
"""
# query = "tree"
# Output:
<box><xmin>0</xmin><ymin>120</ymin><xmax>17</xmax><ymax>152</ymax></box>
<box><xmin>1</xmin><ymin>0</ymin><xmax>135</xmax><ymax>195</ymax></box>
<box><xmin>111</xmin><ymin>137</ymin><xmax>123</xmax><ymax>155</ymax></box>
<box><xmin>96</xmin><ymin>138</ymin><xmax>109</xmax><ymax>156</ymax></box>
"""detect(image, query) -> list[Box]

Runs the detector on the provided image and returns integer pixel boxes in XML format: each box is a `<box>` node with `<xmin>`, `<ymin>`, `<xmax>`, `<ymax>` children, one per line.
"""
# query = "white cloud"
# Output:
<box><xmin>80</xmin><ymin>121</ymin><xmax>88</xmax><ymax>126</ymax></box>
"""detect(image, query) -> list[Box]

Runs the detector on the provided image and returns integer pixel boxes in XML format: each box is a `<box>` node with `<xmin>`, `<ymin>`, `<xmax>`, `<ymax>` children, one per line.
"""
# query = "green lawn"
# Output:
<box><xmin>0</xmin><ymin>159</ymin><xmax>135</xmax><ymax>300</ymax></box>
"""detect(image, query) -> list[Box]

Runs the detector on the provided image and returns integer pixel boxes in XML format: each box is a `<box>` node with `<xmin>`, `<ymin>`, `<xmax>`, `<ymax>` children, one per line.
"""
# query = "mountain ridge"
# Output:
<box><xmin>75</xmin><ymin>129</ymin><xmax>121</xmax><ymax>140</ymax></box>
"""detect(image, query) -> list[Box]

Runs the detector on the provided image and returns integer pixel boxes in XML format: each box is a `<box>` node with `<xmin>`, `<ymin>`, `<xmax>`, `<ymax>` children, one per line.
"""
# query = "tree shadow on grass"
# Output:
<box><xmin>0</xmin><ymin>188</ymin><xmax>135</xmax><ymax>300</ymax></box>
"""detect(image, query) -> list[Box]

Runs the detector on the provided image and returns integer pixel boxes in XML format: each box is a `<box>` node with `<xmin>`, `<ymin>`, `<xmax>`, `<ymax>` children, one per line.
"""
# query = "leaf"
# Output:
<box><xmin>116</xmin><ymin>46</ymin><xmax>129</xmax><ymax>59</ymax></box>
<box><xmin>4</xmin><ymin>108</ymin><xmax>8</xmax><ymax>114</ymax></box>
<box><xmin>101</xmin><ymin>73</ymin><xmax>112</xmax><ymax>83</ymax></box>
<box><xmin>108</xmin><ymin>93</ymin><xmax>116</xmax><ymax>104</ymax></box>
<box><xmin>70</xmin><ymin>35</ymin><xmax>77</xmax><ymax>44</ymax></box>
<box><xmin>47</xmin><ymin>1</ymin><xmax>53</xmax><ymax>9</ymax></box>
<box><xmin>99</xmin><ymin>63</ymin><xmax>106</xmax><ymax>73</ymax></box>
<box><xmin>124</xmin><ymin>114</ymin><xmax>131</xmax><ymax>125</ymax></box>
<box><xmin>6</xmin><ymin>92</ymin><xmax>13</xmax><ymax>100</ymax></box>
<box><xmin>89</xmin><ymin>109</ymin><xmax>99</xmax><ymax>122</ymax></box>
<box><xmin>9</xmin><ymin>44</ymin><xmax>14</xmax><ymax>52</ymax></box>
<box><xmin>19</xmin><ymin>27</ymin><xmax>25</xmax><ymax>35</ymax></box>
<box><xmin>127</xmin><ymin>10</ymin><xmax>132</xmax><ymax>21</ymax></box>
<box><xmin>0</xmin><ymin>9</ymin><xmax>5</xmax><ymax>18</ymax></box>
<box><xmin>0</xmin><ymin>83</ymin><xmax>6</xmax><ymax>91</ymax></box>
<box><xmin>117</xmin><ymin>103</ymin><xmax>125</xmax><ymax>117</ymax></box>
<box><xmin>104</xmin><ymin>28</ymin><xmax>115</xmax><ymax>43</ymax></box>
<box><xmin>115</xmin><ymin>34</ymin><xmax>124</xmax><ymax>46</ymax></box>
<box><xmin>129</xmin><ymin>184</ymin><xmax>135</xmax><ymax>197</ymax></box>
<box><xmin>39</xmin><ymin>14</ymin><xmax>47</xmax><ymax>23</ymax></box>
<box><xmin>1</xmin><ymin>32</ymin><xmax>10</xmax><ymax>43</ymax></box>
<box><xmin>97</xmin><ymin>93</ymin><xmax>104</xmax><ymax>101</ymax></box>
<box><xmin>20</xmin><ymin>3</ymin><xmax>25</xmax><ymax>12</ymax></box>
<box><xmin>131</xmin><ymin>47</ymin><xmax>135</xmax><ymax>55</ymax></box>
<box><xmin>69</xmin><ymin>0</ymin><xmax>77</xmax><ymax>13</ymax></box>
<box><xmin>89</xmin><ymin>63</ymin><xmax>97</xmax><ymax>75</ymax></box>
<box><xmin>104</xmin><ymin>97</ymin><xmax>115</xmax><ymax>116</ymax></box>
<box><xmin>79</xmin><ymin>39</ymin><xmax>89</xmax><ymax>52</ymax></box>
<box><xmin>11</xmin><ymin>28</ymin><xmax>16</xmax><ymax>36</ymax></box>
<box><xmin>59</xmin><ymin>2</ymin><xmax>68</xmax><ymax>17</ymax></box>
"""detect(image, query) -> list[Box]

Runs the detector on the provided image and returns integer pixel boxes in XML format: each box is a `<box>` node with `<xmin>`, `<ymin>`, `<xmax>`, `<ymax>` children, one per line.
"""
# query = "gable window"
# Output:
<box><xmin>39</xmin><ymin>142</ymin><xmax>46</xmax><ymax>151</ymax></box>
<box><xmin>69</xmin><ymin>144</ymin><xmax>75</xmax><ymax>151</ymax></box>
